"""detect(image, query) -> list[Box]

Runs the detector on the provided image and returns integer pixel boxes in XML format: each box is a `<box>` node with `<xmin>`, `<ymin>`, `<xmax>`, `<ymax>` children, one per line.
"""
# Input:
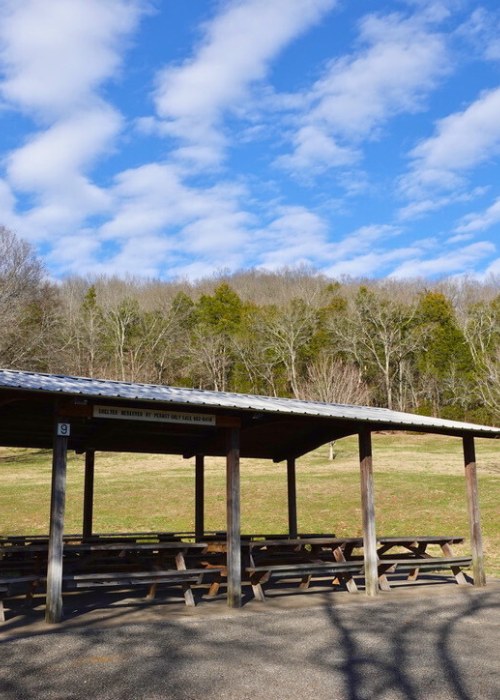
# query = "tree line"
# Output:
<box><xmin>1</xmin><ymin>226</ymin><xmax>499</xmax><ymax>424</ymax></box>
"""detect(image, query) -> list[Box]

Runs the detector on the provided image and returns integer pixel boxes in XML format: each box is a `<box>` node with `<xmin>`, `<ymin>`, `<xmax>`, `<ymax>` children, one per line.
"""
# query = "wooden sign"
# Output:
<box><xmin>93</xmin><ymin>405</ymin><xmax>216</xmax><ymax>426</ymax></box>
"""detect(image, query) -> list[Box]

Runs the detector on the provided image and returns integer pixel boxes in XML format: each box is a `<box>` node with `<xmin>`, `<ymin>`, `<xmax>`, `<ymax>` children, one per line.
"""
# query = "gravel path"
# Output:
<box><xmin>1</xmin><ymin>582</ymin><xmax>499</xmax><ymax>700</ymax></box>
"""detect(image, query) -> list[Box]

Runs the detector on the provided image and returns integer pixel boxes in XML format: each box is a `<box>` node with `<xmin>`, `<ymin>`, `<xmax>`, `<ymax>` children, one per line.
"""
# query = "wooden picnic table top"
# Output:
<box><xmin>245</xmin><ymin>536</ymin><xmax>363</xmax><ymax>549</ymax></box>
<box><xmin>377</xmin><ymin>535</ymin><xmax>464</xmax><ymax>544</ymax></box>
<box><xmin>0</xmin><ymin>531</ymin><xmax>194</xmax><ymax>543</ymax></box>
<box><xmin>1</xmin><ymin>541</ymin><xmax>208</xmax><ymax>554</ymax></box>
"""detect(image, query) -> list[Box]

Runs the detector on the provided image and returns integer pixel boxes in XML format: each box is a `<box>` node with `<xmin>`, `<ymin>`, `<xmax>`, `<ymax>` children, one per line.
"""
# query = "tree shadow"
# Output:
<box><xmin>0</xmin><ymin>583</ymin><xmax>499</xmax><ymax>699</ymax></box>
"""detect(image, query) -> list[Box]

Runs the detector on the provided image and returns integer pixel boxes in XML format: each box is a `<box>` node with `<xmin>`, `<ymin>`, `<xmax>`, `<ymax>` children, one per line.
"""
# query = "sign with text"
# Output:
<box><xmin>93</xmin><ymin>405</ymin><xmax>216</xmax><ymax>427</ymax></box>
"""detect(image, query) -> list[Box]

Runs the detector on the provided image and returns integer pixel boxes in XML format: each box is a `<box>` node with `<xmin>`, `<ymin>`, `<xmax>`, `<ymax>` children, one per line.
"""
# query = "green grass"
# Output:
<box><xmin>1</xmin><ymin>433</ymin><xmax>499</xmax><ymax>575</ymax></box>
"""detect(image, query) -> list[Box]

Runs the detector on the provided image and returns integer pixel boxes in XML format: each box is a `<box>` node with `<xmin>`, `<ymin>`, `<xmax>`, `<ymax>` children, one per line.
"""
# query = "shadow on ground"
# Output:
<box><xmin>1</xmin><ymin>582</ymin><xmax>499</xmax><ymax>700</ymax></box>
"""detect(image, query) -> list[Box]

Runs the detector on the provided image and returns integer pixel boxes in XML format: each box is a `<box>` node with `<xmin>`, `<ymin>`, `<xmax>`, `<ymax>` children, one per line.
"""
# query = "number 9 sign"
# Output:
<box><xmin>57</xmin><ymin>423</ymin><xmax>71</xmax><ymax>437</ymax></box>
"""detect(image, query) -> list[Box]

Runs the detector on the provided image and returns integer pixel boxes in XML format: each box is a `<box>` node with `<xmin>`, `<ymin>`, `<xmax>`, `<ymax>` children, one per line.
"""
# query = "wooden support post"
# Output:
<box><xmin>82</xmin><ymin>449</ymin><xmax>95</xmax><ymax>540</ymax></box>
<box><xmin>463</xmin><ymin>436</ymin><xmax>486</xmax><ymax>587</ymax></box>
<box><xmin>195</xmin><ymin>454</ymin><xmax>205</xmax><ymax>541</ymax></box>
<box><xmin>287</xmin><ymin>457</ymin><xmax>298</xmax><ymax>538</ymax></box>
<box><xmin>359</xmin><ymin>427</ymin><xmax>378</xmax><ymax>596</ymax></box>
<box><xmin>226</xmin><ymin>427</ymin><xmax>241</xmax><ymax>608</ymax></box>
<box><xmin>46</xmin><ymin>420</ymin><xmax>70</xmax><ymax>623</ymax></box>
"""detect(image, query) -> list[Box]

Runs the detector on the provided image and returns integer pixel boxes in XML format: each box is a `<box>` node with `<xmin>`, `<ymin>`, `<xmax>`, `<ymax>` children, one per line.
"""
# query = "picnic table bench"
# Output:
<box><xmin>374</xmin><ymin>536</ymin><xmax>472</xmax><ymax>589</ymax></box>
<box><xmin>0</xmin><ymin>575</ymin><xmax>42</xmax><ymax>622</ymax></box>
<box><xmin>60</xmin><ymin>541</ymin><xmax>221</xmax><ymax>606</ymax></box>
<box><xmin>243</xmin><ymin>537</ymin><xmax>364</xmax><ymax>601</ymax></box>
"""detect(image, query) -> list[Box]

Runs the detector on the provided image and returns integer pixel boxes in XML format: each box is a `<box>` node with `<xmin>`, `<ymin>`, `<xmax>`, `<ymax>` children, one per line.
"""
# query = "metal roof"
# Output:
<box><xmin>1</xmin><ymin>368</ymin><xmax>498</xmax><ymax>439</ymax></box>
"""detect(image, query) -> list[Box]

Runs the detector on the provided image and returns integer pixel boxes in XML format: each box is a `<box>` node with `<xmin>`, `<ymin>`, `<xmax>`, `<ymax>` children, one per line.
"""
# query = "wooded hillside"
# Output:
<box><xmin>2</xmin><ymin>226</ymin><xmax>499</xmax><ymax>424</ymax></box>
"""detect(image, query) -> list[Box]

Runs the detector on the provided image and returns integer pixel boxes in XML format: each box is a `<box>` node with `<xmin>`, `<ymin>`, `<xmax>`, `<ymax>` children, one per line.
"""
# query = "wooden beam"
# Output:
<box><xmin>287</xmin><ymin>458</ymin><xmax>298</xmax><ymax>538</ymax></box>
<box><xmin>195</xmin><ymin>454</ymin><xmax>205</xmax><ymax>541</ymax></box>
<box><xmin>82</xmin><ymin>450</ymin><xmax>95</xmax><ymax>540</ymax></box>
<box><xmin>463</xmin><ymin>436</ymin><xmax>486</xmax><ymax>587</ymax></box>
<box><xmin>216</xmin><ymin>415</ymin><xmax>241</xmax><ymax>428</ymax></box>
<box><xmin>45</xmin><ymin>420</ymin><xmax>70</xmax><ymax>623</ymax></box>
<box><xmin>226</xmin><ymin>427</ymin><xmax>241</xmax><ymax>608</ymax></box>
<box><xmin>359</xmin><ymin>427</ymin><xmax>378</xmax><ymax>596</ymax></box>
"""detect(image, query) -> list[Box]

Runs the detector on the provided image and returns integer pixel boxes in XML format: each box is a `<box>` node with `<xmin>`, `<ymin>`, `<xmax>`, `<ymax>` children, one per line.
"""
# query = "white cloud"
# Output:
<box><xmin>397</xmin><ymin>186</ymin><xmax>489</xmax><ymax>220</ymax></box>
<box><xmin>0</xmin><ymin>0</ymin><xmax>144</xmax><ymax>120</ymax></box>
<box><xmin>455</xmin><ymin>196</ymin><xmax>500</xmax><ymax>233</ymax></box>
<box><xmin>7</xmin><ymin>107</ymin><xmax>120</xmax><ymax>193</ymax></box>
<box><xmin>456</xmin><ymin>8</ymin><xmax>500</xmax><ymax>63</ymax></box>
<box><xmin>253</xmin><ymin>206</ymin><xmax>330</xmax><ymax>269</ymax></box>
<box><xmin>321</xmin><ymin>247</ymin><xmax>417</xmax><ymax>279</ymax></box>
<box><xmin>278</xmin><ymin>9</ymin><xmax>449</xmax><ymax>175</ymax></box>
<box><xmin>100</xmin><ymin>163</ymin><xmax>252</xmax><ymax>244</ymax></box>
<box><xmin>0</xmin><ymin>0</ymin><xmax>144</xmax><ymax>248</ymax></box>
<box><xmin>152</xmin><ymin>0</ymin><xmax>335</xmax><ymax>166</ymax></box>
<box><xmin>389</xmin><ymin>241</ymin><xmax>495</xmax><ymax>278</ymax></box>
<box><xmin>402</xmin><ymin>87</ymin><xmax>500</xmax><ymax>199</ymax></box>
<box><xmin>484</xmin><ymin>258</ymin><xmax>500</xmax><ymax>277</ymax></box>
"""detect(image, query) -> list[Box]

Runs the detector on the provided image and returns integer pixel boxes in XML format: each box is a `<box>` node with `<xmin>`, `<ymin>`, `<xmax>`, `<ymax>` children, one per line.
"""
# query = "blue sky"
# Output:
<box><xmin>1</xmin><ymin>0</ymin><xmax>500</xmax><ymax>281</ymax></box>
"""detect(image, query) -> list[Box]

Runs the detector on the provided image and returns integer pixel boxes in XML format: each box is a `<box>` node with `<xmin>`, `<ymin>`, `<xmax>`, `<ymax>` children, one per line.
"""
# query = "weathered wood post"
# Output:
<box><xmin>82</xmin><ymin>449</ymin><xmax>95</xmax><ymax>540</ymax></box>
<box><xmin>463</xmin><ymin>435</ymin><xmax>486</xmax><ymax>587</ymax></box>
<box><xmin>195</xmin><ymin>454</ymin><xmax>205</xmax><ymax>541</ymax></box>
<box><xmin>46</xmin><ymin>418</ymin><xmax>70</xmax><ymax>623</ymax></box>
<box><xmin>359</xmin><ymin>426</ymin><xmax>378</xmax><ymax>596</ymax></box>
<box><xmin>226</xmin><ymin>427</ymin><xmax>241</xmax><ymax>608</ymax></box>
<box><xmin>287</xmin><ymin>457</ymin><xmax>298</xmax><ymax>538</ymax></box>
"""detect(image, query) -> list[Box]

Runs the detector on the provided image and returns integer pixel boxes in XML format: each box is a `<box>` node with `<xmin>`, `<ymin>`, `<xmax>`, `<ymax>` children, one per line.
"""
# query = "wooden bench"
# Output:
<box><xmin>377</xmin><ymin>556</ymin><xmax>472</xmax><ymax>590</ymax></box>
<box><xmin>62</xmin><ymin>567</ymin><xmax>222</xmax><ymax>607</ymax></box>
<box><xmin>0</xmin><ymin>575</ymin><xmax>42</xmax><ymax>622</ymax></box>
<box><xmin>375</xmin><ymin>536</ymin><xmax>471</xmax><ymax>588</ymax></box>
<box><xmin>246</xmin><ymin>560</ymin><xmax>363</xmax><ymax>601</ymax></box>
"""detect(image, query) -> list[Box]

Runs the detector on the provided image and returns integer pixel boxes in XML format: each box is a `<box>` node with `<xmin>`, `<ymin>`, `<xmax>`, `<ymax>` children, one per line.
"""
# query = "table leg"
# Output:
<box><xmin>250</xmin><ymin>571</ymin><xmax>268</xmax><ymax>602</ymax></box>
<box><xmin>333</xmin><ymin>546</ymin><xmax>359</xmax><ymax>593</ymax></box>
<box><xmin>175</xmin><ymin>552</ymin><xmax>196</xmax><ymax>607</ymax></box>
<box><xmin>441</xmin><ymin>542</ymin><xmax>469</xmax><ymax>585</ymax></box>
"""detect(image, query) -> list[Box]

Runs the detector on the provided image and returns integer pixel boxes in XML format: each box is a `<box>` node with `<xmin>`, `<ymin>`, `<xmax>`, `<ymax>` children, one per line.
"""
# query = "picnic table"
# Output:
<box><xmin>375</xmin><ymin>536</ymin><xmax>472</xmax><ymax>589</ymax></box>
<box><xmin>0</xmin><ymin>539</ymin><xmax>223</xmax><ymax>615</ymax></box>
<box><xmin>203</xmin><ymin>534</ymin><xmax>473</xmax><ymax>601</ymax></box>
<box><xmin>0</xmin><ymin>532</ymin><xmax>474</xmax><ymax>619</ymax></box>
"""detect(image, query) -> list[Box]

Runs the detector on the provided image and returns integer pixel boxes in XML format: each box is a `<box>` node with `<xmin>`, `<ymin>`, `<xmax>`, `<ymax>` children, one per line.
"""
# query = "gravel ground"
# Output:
<box><xmin>1</xmin><ymin>581</ymin><xmax>500</xmax><ymax>700</ymax></box>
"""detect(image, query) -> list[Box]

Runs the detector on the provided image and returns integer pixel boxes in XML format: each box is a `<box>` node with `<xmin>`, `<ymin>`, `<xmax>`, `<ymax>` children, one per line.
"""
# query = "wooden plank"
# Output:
<box><xmin>45</xmin><ymin>420</ymin><xmax>69</xmax><ymax>623</ymax></box>
<box><xmin>359</xmin><ymin>427</ymin><xmax>378</xmax><ymax>596</ymax></box>
<box><xmin>82</xmin><ymin>450</ymin><xmax>95</xmax><ymax>540</ymax></box>
<box><xmin>195</xmin><ymin>454</ymin><xmax>205</xmax><ymax>541</ymax></box>
<box><xmin>286</xmin><ymin>458</ymin><xmax>298</xmax><ymax>538</ymax></box>
<box><xmin>226</xmin><ymin>427</ymin><xmax>241</xmax><ymax>608</ymax></box>
<box><xmin>463</xmin><ymin>436</ymin><xmax>486</xmax><ymax>587</ymax></box>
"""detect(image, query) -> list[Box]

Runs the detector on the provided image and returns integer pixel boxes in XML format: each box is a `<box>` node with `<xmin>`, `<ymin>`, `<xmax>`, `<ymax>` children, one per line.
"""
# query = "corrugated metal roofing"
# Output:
<box><xmin>1</xmin><ymin>368</ymin><xmax>499</xmax><ymax>437</ymax></box>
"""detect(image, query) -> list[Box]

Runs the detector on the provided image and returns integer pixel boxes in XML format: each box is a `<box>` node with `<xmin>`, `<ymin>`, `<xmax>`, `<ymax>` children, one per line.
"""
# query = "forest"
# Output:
<box><xmin>1</xmin><ymin>226</ymin><xmax>499</xmax><ymax>425</ymax></box>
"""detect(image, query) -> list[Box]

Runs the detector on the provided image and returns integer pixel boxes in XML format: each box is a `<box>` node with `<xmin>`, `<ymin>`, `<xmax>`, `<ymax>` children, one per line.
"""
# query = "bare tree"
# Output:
<box><xmin>0</xmin><ymin>226</ymin><xmax>60</xmax><ymax>369</ymax></box>
<box><xmin>328</xmin><ymin>284</ymin><xmax>420</xmax><ymax>409</ymax></box>
<box><xmin>298</xmin><ymin>354</ymin><xmax>370</xmax><ymax>405</ymax></box>
<box><xmin>255</xmin><ymin>299</ymin><xmax>318</xmax><ymax>398</ymax></box>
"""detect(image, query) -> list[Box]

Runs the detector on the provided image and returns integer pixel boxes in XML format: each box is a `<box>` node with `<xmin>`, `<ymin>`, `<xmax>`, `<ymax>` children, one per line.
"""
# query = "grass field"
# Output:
<box><xmin>1</xmin><ymin>432</ymin><xmax>499</xmax><ymax>576</ymax></box>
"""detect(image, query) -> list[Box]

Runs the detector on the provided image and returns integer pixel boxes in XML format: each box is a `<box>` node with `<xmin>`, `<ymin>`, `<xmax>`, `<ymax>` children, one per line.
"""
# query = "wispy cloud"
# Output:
<box><xmin>397</xmin><ymin>186</ymin><xmax>489</xmax><ymax>221</ymax></box>
<box><xmin>389</xmin><ymin>241</ymin><xmax>495</xmax><ymax>278</ymax></box>
<box><xmin>277</xmin><ymin>9</ymin><xmax>449</xmax><ymax>175</ymax></box>
<box><xmin>401</xmin><ymin>87</ymin><xmax>500</xmax><ymax>200</ymax></box>
<box><xmin>0</xmin><ymin>0</ymin><xmax>143</xmax><ymax>119</ymax></box>
<box><xmin>150</xmin><ymin>0</ymin><xmax>335</xmax><ymax>168</ymax></box>
<box><xmin>455</xmin><ymin>196</ymin><xmax>500</xmax><ymax>233</ymax></box>
<box><xmin>0</xmin><ymin>0</ymin><xmax>145</xmax><ymax>246</ymax></box>
<box><xmin>456</xmin><ymin>7</ymin><xmax>500</xmax><ymax>63</ymax></box>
